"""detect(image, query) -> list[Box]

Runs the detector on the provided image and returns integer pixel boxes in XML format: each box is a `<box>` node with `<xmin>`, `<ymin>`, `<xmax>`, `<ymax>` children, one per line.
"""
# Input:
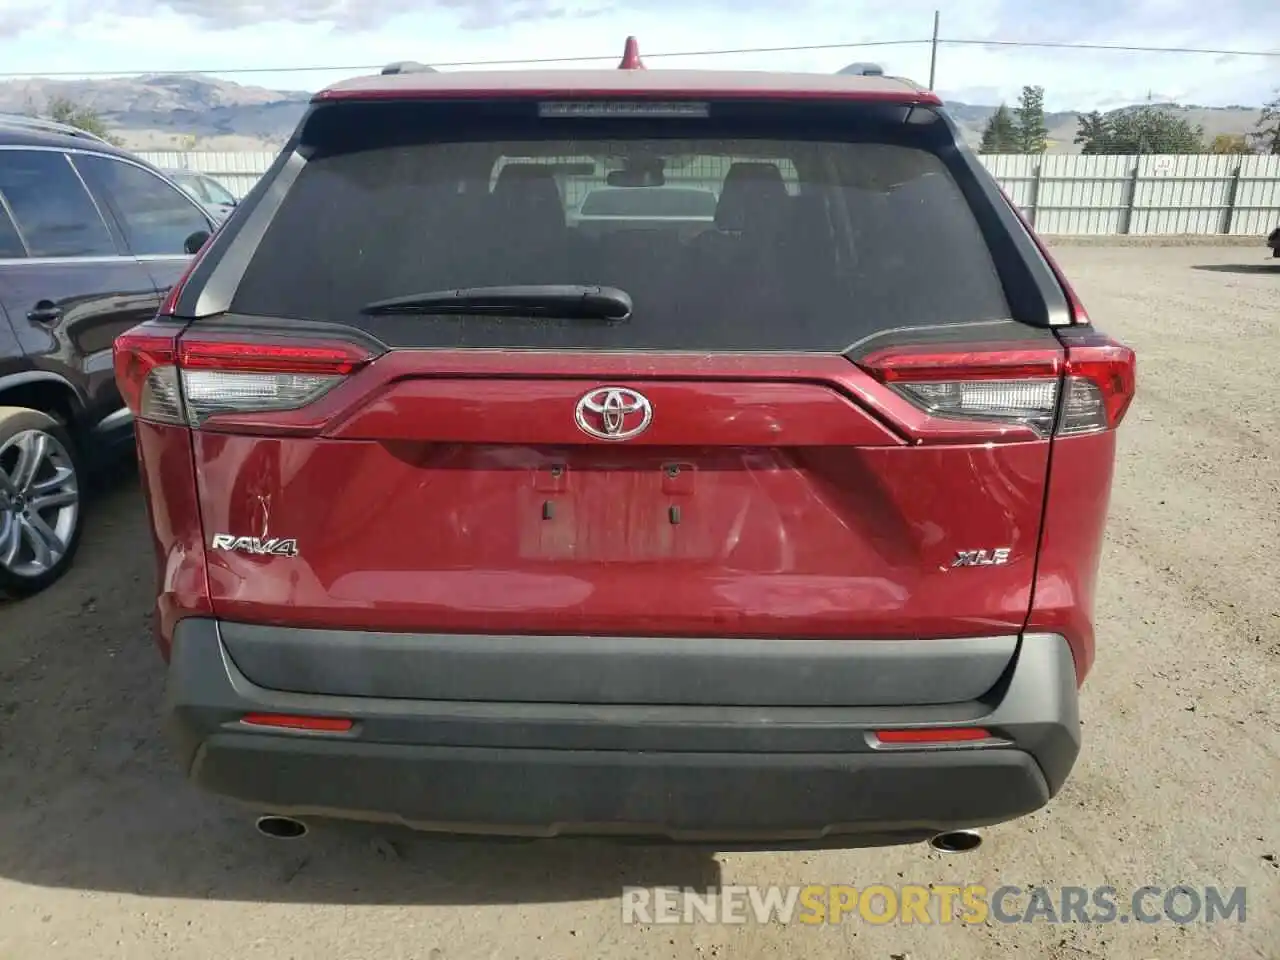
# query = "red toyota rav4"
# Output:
<box><xmin>114</xmin><ymin>49</ymin><xmax>1135</xmax><ymax>849</ymax></box>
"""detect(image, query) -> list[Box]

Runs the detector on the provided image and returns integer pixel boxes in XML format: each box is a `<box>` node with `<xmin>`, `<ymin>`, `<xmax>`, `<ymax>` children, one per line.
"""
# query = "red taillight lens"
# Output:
<box><xmin>858</xmin><ymin>335</ymin><xmax>1135</xmax><ymax>439</ymax></box>
<box><xmin>114</xmin><ymin>328</ymin><xmax>182</xmax><ymax>423</ymax></box>
<box><xmin>113</xmin><ymin>328</ymin><xmax>376</xmax><ymax>427</ymax></box>
<box><xmin>178</xmin><ymin>340</ymin><xmax>369</xmax><ymax>375</ymax></box>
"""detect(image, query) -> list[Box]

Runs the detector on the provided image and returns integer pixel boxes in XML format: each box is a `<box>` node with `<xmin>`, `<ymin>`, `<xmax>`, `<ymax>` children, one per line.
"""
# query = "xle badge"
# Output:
<box><xmin>951</xmin><ymin>548</ymin><xmax>1011</xmax><ymax>568</ymax></box>
<box><xmin>210</xmin><ymin>534</ymin><xmax>299</xmax><ymax>558</ymax></box>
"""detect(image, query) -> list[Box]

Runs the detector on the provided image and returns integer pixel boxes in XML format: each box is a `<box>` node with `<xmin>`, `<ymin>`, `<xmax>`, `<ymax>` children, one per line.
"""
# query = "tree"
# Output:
<box><xmin>1256</xmin><ymin>91</ymin><xmax>1280</xmax><ymax>155</ymax></box>
<box><xmin>1209</xmin><ymin>133</ymin><xmax>1253</xmax><ymax>155</ymax></box>
<box><xmin>979</xmin><ymin>104</ymin><xmax>1019</xmax><ymax>153</ymax></box>
<box><xmin>43</xmin><ymin>97</ymin><xmax>123</xmax><ymax>146</ymax></box>
<box><xmin>1014</xmin><ymin>85</ymin><xmax>1049</xmax><ymax>155</ymax></box>
<box><xmin>1074</xmin><ymin>111</ymin><xmax>1113</xmax><ymax>154</ymax></box>
<box><xmin>1074</xmin><ymin>105</ymin><xmax>1203</xmax><ymax>154</ymax></box>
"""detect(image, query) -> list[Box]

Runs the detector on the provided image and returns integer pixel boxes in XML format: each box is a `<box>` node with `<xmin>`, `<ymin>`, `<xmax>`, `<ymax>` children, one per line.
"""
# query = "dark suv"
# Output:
<box><xmin>0</xmin><ymin>114</ymin><xmax>215</xmax><ymax>598</ymax></box>
<box><xmin>116</xmin><ymin>48</ymin><xmax>1136</xmax><ymax>849</ymax></box>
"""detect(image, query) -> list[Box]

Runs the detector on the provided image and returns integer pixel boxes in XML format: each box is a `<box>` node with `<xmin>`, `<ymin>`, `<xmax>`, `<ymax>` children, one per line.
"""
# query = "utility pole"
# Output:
<box><xmin>928</xmin><ymin>10</ymin><xmax>940</xmax><ymax>89</ymax></box>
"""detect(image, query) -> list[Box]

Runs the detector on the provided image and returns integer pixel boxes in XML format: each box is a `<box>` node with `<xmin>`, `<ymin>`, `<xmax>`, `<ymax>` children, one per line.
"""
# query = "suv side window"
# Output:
<box><xmin>74</xmin><ymin>155</ymin><xmax>210</xmax><ymax>256</ymax></box>
<box><xmin>0</xmin><ymin>149</ymin><xmax>117</xmax><ymax>257</ymax></box>
<box><xmin>200</xmin><ymin>175</ymin><xmax>237</xmax><ymax>207</ymax></box>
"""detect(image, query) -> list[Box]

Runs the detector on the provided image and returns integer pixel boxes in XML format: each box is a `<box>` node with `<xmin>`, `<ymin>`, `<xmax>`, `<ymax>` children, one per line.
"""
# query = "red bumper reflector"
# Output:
<box><xmin>241</xmin><ymin>713</ymin><xmax>354</xmax><ymax>733</ymax></box>
<box><xmin>874</xmin><ymin>727</ymin><xmax>993</xmax><ymax>744</ymax></box>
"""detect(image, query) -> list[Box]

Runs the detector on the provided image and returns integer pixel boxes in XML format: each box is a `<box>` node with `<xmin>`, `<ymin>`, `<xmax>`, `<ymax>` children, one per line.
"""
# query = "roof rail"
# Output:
<box><xmin>884</xmin><ymin>74</ymin><xmax>929</xmax><ymax>92</ymax></box>
<box><xmin>618</xmin><ymin>36</ymin><xmax>645</xmax><ymax>70</ymax></box>
<box><xmin>0</xmin><ymin>112</ymin><xmax>111</xmax><ymax>144</ymax></box>
<box><xmin>381</xmin><ymin>60</ymin><xmax>437</xmax><ymax>75</ymax></box>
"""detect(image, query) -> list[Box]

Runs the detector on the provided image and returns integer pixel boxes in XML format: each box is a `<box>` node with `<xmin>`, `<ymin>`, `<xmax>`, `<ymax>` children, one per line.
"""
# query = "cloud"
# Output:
<box><xmin>45</xmin><ymin>0</ymin><xmax>823</xmax><ymax>33</ymax></box>
<box><xmin>56</xmin><ymin>0</ymin><xmax>640</xmax><ymax>31</ymax></box>
<box><xmin>986</xmin><ymin>0</ymin><xmax>1280</xmax><ymax>43</ymax></box>
<box><xmin>0</xmin><ymin>3</ymin><xmax>47</xmax><ymax>36</ymax></box>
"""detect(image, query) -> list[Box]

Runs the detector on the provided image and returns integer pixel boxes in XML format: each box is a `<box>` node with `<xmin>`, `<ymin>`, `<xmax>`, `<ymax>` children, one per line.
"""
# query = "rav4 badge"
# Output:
<box><xmin>210</xmin><ymin>534</ymin><xmax>299</xmax><ymax>558</ymax></box>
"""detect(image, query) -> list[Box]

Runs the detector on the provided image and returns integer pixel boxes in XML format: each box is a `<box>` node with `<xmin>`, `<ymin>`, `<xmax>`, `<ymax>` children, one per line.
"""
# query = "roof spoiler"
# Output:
<box><xmin>618</xmin><ymin>36</ymin><xmax>645</xmax><ymax>70</ymax></box>
<box><xmin>381</xmin><ymin>60</ymin><xmax>437</xmax><ymax>75</ymax></box>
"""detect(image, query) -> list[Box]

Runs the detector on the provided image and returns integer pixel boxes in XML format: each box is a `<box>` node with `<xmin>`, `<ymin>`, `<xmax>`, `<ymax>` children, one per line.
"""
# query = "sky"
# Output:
<box><xmin>0</xmin><ymin>0</ymin><xmax>1277</xmax><ymax>108</ymax></box>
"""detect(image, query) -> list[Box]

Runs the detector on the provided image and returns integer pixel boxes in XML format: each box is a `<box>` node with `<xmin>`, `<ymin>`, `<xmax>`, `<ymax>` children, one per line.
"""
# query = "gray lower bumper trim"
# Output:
<box><xmin>218</xmin><ymin>623</ymin><xmax>1019</xmax><ymax>707</ymax></box>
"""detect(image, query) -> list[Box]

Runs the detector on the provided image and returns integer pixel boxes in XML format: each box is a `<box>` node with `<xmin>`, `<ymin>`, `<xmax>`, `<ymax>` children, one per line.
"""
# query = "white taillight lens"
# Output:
<box><xmin>1055</xmin><ymin>376</ymin><xmax>1108</xmax><ymax>436</ymax></box>
<box><xmin>181</xmin><ymin>370</ymin><xmax>344</xmax><ymax>425</ymax></box>
<box><xmin>140</xmin><ymin>365</ymin><xmax>186</xmax><ymax>424</ymax></box>
<box><xmin>894</xmin><ymin>378</ymin><xmax>1060</xmax><ymax>437</ymax></box>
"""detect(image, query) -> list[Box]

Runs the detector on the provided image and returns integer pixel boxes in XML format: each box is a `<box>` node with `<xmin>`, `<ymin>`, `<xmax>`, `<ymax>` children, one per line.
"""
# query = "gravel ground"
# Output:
<box><xmin>0</xmin><ymin>246</ymin><xmax>1277</xmax><ymax>960</ymax></box>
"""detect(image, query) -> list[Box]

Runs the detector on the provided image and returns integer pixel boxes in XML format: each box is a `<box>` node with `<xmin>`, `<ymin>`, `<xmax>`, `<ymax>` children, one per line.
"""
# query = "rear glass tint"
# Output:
<box><xmin>579</xmin><ymin>186</ymin><xmax>720</xmax><ymax>218</ymax></box>
<box><xmin>230</xmin><ymin>101</ymin><xmax>1011</xmax><ymax>351</ymax></box>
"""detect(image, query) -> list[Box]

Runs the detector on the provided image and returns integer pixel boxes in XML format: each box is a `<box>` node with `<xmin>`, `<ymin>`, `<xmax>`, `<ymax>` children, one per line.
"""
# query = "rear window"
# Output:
<box><xmin>230</xmin><ymin>100</ymin><xmax>1011</xmax><ymax>352</ymax></box>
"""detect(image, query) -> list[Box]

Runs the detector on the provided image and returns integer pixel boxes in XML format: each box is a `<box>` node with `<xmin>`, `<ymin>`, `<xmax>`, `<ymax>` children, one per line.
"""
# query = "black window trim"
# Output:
<box><xmin>0</xmin><ymin>144</ymin><xmax>128</xmax><ymax>261</ymax></box>
<box><xmin>69</xmin><ymin>151</ymin><xmax>214</xmax><ymax>259</ymax></box>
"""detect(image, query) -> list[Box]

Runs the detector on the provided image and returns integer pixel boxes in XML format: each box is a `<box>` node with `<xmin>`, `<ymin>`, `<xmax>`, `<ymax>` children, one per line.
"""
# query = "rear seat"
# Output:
<box><xmin>483</xmin><ymin>164</ymin><xmax>588</xmax><ymax>284</ymax></box>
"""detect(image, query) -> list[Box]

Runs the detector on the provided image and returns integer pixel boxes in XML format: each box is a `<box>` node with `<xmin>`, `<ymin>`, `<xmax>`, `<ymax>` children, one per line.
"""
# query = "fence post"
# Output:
<box><xmin>1028</xmin><ymin>157</ymin><xmax>1043</xmax><ymax>229</ymax></box>
<box><xmin>1222</xmin><ymin>160</ymin><xmax>1243</xmax><ymax>235</ymax></box>
<box><xmin>1121</xmin><ymin>158</ymin><xmax>1141</xmax><ymax>235</ymax></box>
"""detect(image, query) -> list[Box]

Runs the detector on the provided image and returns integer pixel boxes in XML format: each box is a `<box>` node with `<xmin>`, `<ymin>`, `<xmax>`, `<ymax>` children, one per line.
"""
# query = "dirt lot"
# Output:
<box><xmin>1</xmin><ymin>246</ymin><xmax>1277</xmax><ymax>960</ymax></box>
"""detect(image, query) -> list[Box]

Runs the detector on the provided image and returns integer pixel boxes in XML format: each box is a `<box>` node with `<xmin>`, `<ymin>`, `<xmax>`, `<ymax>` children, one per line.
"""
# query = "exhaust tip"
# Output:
<box><xmin>928</xmin><ymin>829</ymin><xmax>982</xmax><ymax>854</ymax></box>
<box><xmin>255</xmin><ymin>815</ymin><xmax>308</xmax><ymax>840</ymax></box>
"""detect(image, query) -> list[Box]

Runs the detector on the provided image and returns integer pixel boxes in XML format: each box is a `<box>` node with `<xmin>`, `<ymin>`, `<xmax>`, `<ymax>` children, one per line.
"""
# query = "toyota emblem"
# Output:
<box><xmin>575</xmin><ymin>387</ymin><xmax>652</xmax><ymax>441</ymax></box>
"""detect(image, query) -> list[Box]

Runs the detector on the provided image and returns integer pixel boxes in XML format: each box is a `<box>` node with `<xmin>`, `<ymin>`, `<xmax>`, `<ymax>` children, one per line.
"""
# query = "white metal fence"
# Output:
<box><xmin>137</xmin><ymin>150</ymin><xmax>1280</xmax><ymax>237</ymax></box>
<box><xmin>139</xmin><ymin>150</ymin><xmax>278</xmax><ymax>204</ymax></box>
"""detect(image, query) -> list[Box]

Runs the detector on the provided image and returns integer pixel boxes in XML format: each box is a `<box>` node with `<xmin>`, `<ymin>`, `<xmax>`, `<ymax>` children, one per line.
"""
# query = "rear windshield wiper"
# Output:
<box><xmin>361</xmin><ymin>285</ymin><xmax>632</xmax><ymax>321</ymax></box>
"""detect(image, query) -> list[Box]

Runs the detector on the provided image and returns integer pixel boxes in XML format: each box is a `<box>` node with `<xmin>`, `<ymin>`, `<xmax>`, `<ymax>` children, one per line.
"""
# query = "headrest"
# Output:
<box><xmin>493</xmin><ymin>163</ymin><xmax>565</xmax><ymax>226</ymax></box>
<box><xmin>715</xmin><ymin>162</ymin><xmax>789</xmax><ymax>230</ymax></box>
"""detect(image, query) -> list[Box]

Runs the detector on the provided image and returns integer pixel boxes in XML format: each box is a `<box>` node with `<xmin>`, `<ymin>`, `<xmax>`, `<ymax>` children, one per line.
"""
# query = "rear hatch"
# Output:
<box><xmin>144</xmin><ymin>95</ymin><xmax>1107</xmax><ymax>650</ymax></box>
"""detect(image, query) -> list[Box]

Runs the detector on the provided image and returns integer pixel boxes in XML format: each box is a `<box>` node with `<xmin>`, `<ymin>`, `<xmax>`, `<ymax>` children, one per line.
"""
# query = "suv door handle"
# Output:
<box><xmin>27</xmin><ymin>301</ymin><xmax>62</xmax><ymax>325</ymax></box>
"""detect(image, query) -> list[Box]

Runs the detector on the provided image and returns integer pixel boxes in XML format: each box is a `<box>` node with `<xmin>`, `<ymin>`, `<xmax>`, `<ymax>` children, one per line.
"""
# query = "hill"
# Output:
<box><xmin>0</xmin><ymin>73</ymin><xmax>1267</xmax><ymax>154</ymax></box>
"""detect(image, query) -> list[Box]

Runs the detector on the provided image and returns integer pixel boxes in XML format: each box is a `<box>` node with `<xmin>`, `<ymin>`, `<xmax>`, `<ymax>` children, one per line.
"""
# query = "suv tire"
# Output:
<box><xmin>0</xmin><ymin>406</ymin><xmax>84</xmax><ymax>600</ymax></box>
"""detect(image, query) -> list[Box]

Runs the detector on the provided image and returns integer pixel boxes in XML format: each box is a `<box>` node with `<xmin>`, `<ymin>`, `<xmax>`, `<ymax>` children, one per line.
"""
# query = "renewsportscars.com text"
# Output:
<box><xmin>621</xmin><ymin>884</ymin><xmax>1248</xmax><ymax>926</ymax></box>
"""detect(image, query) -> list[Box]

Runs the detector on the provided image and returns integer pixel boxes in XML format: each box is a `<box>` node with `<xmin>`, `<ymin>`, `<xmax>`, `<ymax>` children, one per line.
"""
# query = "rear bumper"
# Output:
<box><xmin>166</xmin><ymin>621</ymin><xmax>1081</xmax><ymax>847</ymax></box>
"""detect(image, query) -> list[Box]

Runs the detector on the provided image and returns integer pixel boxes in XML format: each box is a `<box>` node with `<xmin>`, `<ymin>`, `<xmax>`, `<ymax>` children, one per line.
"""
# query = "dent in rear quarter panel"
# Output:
<box><xmin>1027</xmin><ymin>430</ymin><xmax>1118</xmax><ymax>684</ymax></box>
<box><xmin>134</xmin><ymin>421</ymin><xmax>212</xmax><ymax>660</ymax></box>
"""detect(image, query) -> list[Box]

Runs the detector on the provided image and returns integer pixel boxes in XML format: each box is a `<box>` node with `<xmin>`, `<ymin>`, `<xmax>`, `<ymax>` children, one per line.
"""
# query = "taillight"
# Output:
<box><xmin>113</xmin><ymin>329</ymin><xmax>182</xmax><ymax>423</ymax></box>
<box><xmin>1057</xmin><ymin>332</ymin><xmax>1137</xmax><ymax>435</ymax></box>
<box><xmin>858</xmin><ymin>335</ymin><xmax>1135</xmax><ymax>440</ymax></box>
<box><xmin>114</xmin><ymin>328</ymin><xmax>376</xmax><ymax>427</ymax></box>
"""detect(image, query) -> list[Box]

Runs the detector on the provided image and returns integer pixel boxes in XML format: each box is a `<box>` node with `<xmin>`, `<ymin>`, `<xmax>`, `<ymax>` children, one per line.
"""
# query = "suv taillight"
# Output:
<box><xmin>113</xmin><ymin>327</ymin><xmax>375</xmax><ymax>427</ymax></box>
<box><xmin>858</xmin><ymin>334</ymin><xmax>1136</xmax><ymax>440</ymax></box>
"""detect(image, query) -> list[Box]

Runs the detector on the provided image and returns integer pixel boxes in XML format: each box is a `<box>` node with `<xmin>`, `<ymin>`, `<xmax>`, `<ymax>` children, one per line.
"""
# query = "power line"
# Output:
<box><xmin>1</xmin><ymin>36</ymin><xmax>1277</xmax><ymax>80</ymax></box>
<box><xmin>940</xmin><ymin>38</ymin><xmax>1280</xmax><ymax>58</ymax></box>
